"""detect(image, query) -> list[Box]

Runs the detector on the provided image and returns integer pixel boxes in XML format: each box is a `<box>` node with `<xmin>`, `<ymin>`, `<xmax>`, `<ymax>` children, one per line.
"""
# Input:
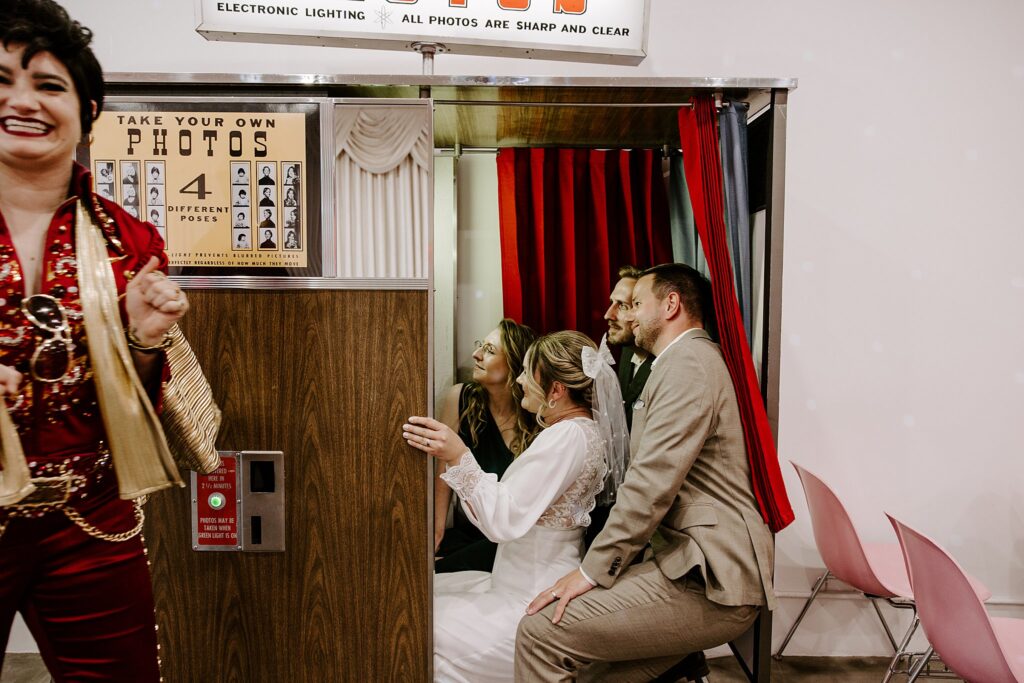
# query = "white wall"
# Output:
<box><xmin>433</xmin><ymin>152</ymin><xmax>504</xmax><ymax>394</ymax></box>
<box><xmin>433</xmin><ymin>155</ymin><xmax>457</xmax><ymax>408</ymax></box>
<box><xmin>20</xmin><ymin>0</ymin><xmax>1023</xmax><ymax>658</ymax></box>
<box><xmin>453</xmin><ymin>154</ymin><xmax>504</xmax><ymax>383</ymax></box>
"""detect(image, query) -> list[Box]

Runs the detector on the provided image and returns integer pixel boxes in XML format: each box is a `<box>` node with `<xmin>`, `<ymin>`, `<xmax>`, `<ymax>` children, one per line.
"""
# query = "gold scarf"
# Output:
<box><xmin>76</xmin><ymin>202</ymin><xmax>183</xmax><ymax>497</ymax></box>
<box><xmin>0</xmin><ymin>408</ymin><xmax>33</xmax><ymax>506</ymax></box>
<box><xmin>0</xmin><ymin>203</ymin><xmax>183</xmax><ymax>506</ymax></box>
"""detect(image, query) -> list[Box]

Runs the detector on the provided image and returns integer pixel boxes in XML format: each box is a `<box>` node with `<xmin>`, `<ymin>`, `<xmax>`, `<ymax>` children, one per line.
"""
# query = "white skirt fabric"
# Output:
<box><xmin>433</xmin><ymin>525</ymin><xmax>585</xmax><ymax>683</ymax></box>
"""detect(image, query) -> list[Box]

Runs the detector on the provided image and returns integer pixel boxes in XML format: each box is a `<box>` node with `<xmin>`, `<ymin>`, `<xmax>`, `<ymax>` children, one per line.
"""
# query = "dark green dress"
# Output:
<box><xmin>435</xmin><ymin>385</ymin><xmax>515</xmax><ymax>573</ymax></box>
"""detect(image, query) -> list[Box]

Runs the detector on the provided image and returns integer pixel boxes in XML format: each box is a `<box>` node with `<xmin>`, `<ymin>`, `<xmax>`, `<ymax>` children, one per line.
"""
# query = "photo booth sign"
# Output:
<box><xmin>90</xmin><ymin>101</ymin><xmax>319</xmax><ymax>271</ymax></box>
<box><xmin>196</xmin><ymin>0</ymin><xmax>649</xmax><ymax>65</ymax></box>
<box><xmin>191</xmin><ymin>451</ymin><xmax>286</xmax><ymax>552</ymax></box>
<box><xmin>193</xmin><ymin>455</ymin><xmax>239</xmax><ymax>550</ymax></box>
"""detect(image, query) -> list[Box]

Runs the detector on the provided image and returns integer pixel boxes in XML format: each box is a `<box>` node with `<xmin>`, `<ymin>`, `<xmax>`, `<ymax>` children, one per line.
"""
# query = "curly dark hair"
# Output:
<box><xmin>0</xmin><ymin>0</ymin><xmax>104</xmax><ymax>135</ymax></box>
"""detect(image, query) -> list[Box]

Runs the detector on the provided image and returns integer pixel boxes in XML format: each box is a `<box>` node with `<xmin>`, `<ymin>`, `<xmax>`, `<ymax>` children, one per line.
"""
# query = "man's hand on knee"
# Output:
<box><xmin>526</xmin><ymin>569</ymin><xmax>595</xmax><ymax>624</ymax></box>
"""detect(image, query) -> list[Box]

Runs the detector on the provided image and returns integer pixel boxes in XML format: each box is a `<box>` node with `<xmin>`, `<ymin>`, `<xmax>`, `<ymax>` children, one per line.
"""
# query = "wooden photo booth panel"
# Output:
<box><xmin>145</xmin><ymin>289</ymin><xmax>430</xmax><ymax>682</ymax></box>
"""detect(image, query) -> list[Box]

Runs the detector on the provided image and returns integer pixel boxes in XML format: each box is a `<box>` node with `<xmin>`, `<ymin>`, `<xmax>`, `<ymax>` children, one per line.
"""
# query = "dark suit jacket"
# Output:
<box><xmin>617</xmin><ymin>346</ymin><xmax>653</xmax><ymax>431</ymax></box>
<box><xmin>583</xmin><ymin>330</ymin><xmax>776</xmax><ymax>610</ymax></box>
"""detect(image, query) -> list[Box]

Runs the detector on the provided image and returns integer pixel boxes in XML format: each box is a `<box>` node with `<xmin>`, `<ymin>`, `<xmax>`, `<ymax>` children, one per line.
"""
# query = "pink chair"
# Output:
<box><xmin>780</xmin><ymin>462</ymin><xmax>990</xmax><ymax>681</ymax></box>
<box><xmin>888</xmin><ymin>515</ymin><xmax>1024</xmax><ymax>683</ymax></box>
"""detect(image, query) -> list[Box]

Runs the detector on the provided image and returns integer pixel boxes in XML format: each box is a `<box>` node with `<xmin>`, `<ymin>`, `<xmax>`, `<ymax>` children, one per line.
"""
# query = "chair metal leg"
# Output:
<box><xmin>870</xmin><ymin>597</ymin><xmax>899</xmax><ymax>652</ymax></box>
<box><xmin>907</xmin><ymin>646</ymin><xmax>933</xmax><ymax>682</ymax></box>
<box><xmin>881</xmin><ymin>614</ymin><xmax>919</xmax><ymax>683</ymax></box>
<box><xmin>773</xmin><ymin>570</ymin><xmax>830</xmax><ymax>659</ymax></box>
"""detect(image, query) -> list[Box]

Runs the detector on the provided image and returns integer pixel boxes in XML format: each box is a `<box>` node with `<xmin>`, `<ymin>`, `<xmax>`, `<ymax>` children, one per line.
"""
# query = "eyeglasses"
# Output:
<box><xmin>21</xmin><ymin>294</ymin><xmax>73</xmax><ymax>383</ymax></box>
<box><xmin>473</xmin><ymin>340</ymin><xmax>498</xmax><ymax>356</ymax></box>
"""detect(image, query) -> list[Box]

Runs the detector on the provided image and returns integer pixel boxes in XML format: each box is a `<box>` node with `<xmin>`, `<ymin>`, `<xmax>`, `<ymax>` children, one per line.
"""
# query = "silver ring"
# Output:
<box><xmin>551</xmin><ymin>592</ymin><xmax>559</xmax><ymax>600</ymax></box>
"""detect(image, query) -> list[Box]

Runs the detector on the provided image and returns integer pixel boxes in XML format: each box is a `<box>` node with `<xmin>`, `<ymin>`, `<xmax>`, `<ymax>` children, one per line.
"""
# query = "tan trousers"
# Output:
<box><xmin>514</xmin><ymin>560</ymin><xmax>758</xmax><ymax>682</ymax></box>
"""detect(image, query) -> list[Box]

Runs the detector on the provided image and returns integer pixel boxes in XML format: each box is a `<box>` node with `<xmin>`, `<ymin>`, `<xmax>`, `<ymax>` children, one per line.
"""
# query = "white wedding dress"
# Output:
<box><xmin>434</xmin><ymin>417</ymin><xmax>606</xmax><ymax>683</ymax></box>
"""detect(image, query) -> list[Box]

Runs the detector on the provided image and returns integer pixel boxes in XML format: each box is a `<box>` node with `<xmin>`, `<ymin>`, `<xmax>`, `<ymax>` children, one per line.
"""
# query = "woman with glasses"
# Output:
<box><xmin>404</xmin><ymin>331</ymin><xmax>628</xmax><ymax>682</ymax></box>
<box><xmin>0</xmin><ymin>2</ymin><xmax>187</xmax><ymax>680</ymax></box>
<box><xmin>433</xmin><ymin>319</ymin><xmax>538</xmax><ymax>574</ymax></box>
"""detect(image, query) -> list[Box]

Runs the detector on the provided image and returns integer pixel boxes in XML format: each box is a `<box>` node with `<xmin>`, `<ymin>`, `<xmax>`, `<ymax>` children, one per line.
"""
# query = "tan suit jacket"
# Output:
<box><xmin>581</xmin><ymin>329</ymin><xmax>776</xmax><ymax>610</ymax></box>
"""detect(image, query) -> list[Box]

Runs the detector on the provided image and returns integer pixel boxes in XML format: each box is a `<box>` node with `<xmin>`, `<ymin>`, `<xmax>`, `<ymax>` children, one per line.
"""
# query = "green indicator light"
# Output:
<box><xmin>208</xmin><ymin>492</ymin><xmax>226</xmax><ymax>510</ymax></box>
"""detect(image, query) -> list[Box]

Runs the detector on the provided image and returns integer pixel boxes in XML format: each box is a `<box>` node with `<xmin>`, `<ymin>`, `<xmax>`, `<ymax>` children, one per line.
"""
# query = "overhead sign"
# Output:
<box><xmin>196</xmin><ymin>0</ymin><xmax>649</xmax><ymax>65</ymax></box>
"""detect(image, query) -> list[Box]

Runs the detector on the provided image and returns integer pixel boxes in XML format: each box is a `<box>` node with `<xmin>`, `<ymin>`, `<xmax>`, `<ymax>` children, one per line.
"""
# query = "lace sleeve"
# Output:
<box><xmin>440</xmin><ymin>451</ymin><xmax>493</xmax><ymax>499</ymax></box>
<box><xmin>439</xmin><ymin>423</ymin><xmax>590</xmax><ymax>543</ymax></box>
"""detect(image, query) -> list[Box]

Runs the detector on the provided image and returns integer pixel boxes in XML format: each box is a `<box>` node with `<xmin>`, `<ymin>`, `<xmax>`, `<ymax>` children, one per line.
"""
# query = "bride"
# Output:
<box><xmin>403</xmin><ymin>331</ymin><xmax>628</xmax><ymax>682</ymax></box>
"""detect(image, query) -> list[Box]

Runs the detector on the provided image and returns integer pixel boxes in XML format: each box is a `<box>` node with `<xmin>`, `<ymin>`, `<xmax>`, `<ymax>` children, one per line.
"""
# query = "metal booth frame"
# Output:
<box><xmin>103</xmin><ymin>72</ymin><xmax>794</xmax><ymax>683</ymax></box>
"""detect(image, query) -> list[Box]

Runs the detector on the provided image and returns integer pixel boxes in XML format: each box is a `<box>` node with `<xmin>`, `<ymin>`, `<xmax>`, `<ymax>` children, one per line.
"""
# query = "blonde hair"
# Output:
<box><xmin>617</xmin><ymin>264</ymin><xmax>643</xmax><ymax>280</ymax></box>
<box><xmin>522</xmin><ymin>330</ymin><xmax>596</xmax><ymax>428</ymax></box>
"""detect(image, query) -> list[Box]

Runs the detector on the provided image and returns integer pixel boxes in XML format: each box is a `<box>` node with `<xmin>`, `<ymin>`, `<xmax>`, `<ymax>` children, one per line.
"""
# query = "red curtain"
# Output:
<box><xmin>496</xmin><ymin>148</ymin><xmax>672</xmax><ymax>341</ymax></box>
<box><xmin>678</xmin><ymin>97</ymin><xmax>794</xmax><ymax>533</ymax></box>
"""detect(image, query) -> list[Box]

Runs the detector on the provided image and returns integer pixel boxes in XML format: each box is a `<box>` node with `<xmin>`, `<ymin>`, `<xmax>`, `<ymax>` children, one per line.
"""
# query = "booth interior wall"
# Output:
<box><xmin>145</xmin><ymin>289</ymin><xmax>429</xmax><ymax>682</ymax></box>
<box><xmin>433</xmin><ymin>156</ymin><xmax>457</xmax><ymax>406</ymax></box>
<box><xmin>454</xmin><ymin>153</ymin><xmax>503</xmax><ymax>381</ymax></box>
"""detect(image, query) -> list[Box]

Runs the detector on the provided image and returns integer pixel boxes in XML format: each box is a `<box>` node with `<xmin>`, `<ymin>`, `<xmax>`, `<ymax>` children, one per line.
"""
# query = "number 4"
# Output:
<box><xmin>179</xmin><ymin>173</ymin><xmax>210</xmax><ymax>200</ymax></box>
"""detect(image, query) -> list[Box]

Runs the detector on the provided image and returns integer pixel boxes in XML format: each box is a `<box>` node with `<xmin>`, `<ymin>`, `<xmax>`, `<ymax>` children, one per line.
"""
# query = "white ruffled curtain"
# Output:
<box><xmin>335</xmin><ymin>106</ymin><xmax>431</xmax><ymax>278</ymax></box>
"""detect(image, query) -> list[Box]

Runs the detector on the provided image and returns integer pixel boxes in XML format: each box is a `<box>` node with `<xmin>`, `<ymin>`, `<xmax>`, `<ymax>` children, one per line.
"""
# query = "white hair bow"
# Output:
<box><xmin>582</xmin><ymin>339</ymin><xmax>615</xmax><ymax>379</ymax></box>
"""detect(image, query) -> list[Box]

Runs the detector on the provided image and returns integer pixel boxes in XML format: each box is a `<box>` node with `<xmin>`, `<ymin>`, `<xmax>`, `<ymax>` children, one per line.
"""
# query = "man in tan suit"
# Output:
<box><xmin>515</xmin><ymin>263</ymin><xmax>775</xmax><ymax>681</ymax></box>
